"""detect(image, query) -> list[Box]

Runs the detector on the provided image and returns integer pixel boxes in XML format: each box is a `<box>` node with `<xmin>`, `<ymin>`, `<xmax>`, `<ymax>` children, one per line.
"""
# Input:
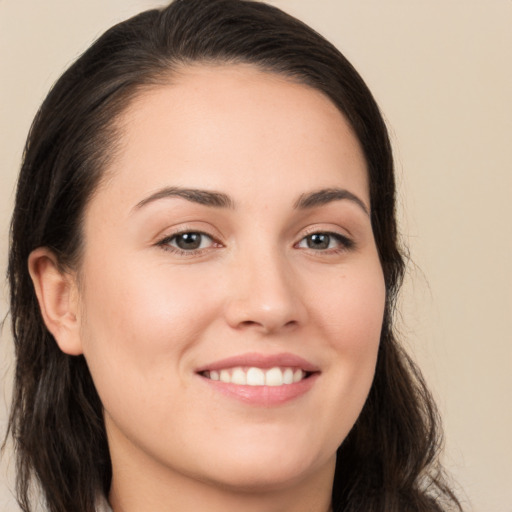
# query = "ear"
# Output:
<box><xmin>28</xmin><ymin>247</ymin><xmax>83</xmax><ymax>355</ymax></box>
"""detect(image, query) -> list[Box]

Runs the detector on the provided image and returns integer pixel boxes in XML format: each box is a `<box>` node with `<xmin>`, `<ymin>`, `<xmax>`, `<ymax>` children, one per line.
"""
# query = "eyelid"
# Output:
<box><xmin>153</xmin><ymin>221</ymin><xmax>223</xmax><ymax>243</ymax></box>
<box><xmin>300</xmin><ymin>221</ymin><xmax>353</xmax><ymax>237</ymax></box>
<box><xmin>161</xmin><ymin>231</ymin><xmax>213</xmax><ymax>246</ymax></box>
<box><xmin>295</xmin><ymin>226</ymin><xmax>355</xmax><ymax>252</ymax></box>
<box><xmin>155</xmin><ymin>224</ymin><xmax>224</xmax><ymax>256</ymax></box>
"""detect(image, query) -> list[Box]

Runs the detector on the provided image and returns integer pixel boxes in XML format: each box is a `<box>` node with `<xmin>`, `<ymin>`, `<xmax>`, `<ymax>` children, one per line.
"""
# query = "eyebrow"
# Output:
<box><xmin>133</xmin><ymin>186</ymin><xmax>235</xmax><ymax>211</ymax></box>
<box><xmin>133</xmin><ymin>186</ymin><xmax>369</xmax><ymax>216</ymax></box>
<box><xmin>294</xmin><ymin>188</ymin><xmax>370</xmax><ymax>216</ymax></box>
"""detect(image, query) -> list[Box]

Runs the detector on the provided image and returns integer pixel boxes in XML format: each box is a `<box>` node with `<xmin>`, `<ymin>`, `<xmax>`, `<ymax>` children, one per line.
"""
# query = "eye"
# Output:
<box><xmin>159</xmin><ymin>231</ymin><xmax>217</xmax><ymax>252</ymax></box>
<box><xmin>297</xmin><ymin>232</ymin><xmax>353</xmax><ymax>251</ymax></box>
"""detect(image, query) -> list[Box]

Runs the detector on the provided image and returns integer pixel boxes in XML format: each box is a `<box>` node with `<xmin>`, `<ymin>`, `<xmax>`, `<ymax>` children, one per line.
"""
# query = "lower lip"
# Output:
<box><xmin>199</xmin><ymin>373</ymin><xmax>319</xmax><ymax>406</ymax></box>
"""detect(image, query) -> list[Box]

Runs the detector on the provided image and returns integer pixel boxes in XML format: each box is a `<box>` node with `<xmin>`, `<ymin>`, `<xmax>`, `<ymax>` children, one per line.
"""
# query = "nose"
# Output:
<box><xmin>223</xmin><ymin>249</ymin><xmax>308</xmax><ymax>334</ymax></box>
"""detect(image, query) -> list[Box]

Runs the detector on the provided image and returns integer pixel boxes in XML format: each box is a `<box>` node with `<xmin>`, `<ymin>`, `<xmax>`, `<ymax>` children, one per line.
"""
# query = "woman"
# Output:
<box><xmin>5</xmin><ymin>0</ymin><xmax>462</xmax><ymax>511</ymax></box>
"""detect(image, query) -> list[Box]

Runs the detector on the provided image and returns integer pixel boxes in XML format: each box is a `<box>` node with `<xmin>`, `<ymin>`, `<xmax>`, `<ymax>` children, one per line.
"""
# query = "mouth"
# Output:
<box><xmin>200</xmin><ymin>366</ymin><xmax>311</xmax><ymax>387</ymax></box>
<box><xmin>196</xmin><ymin>353</ymin><xmax>319</xmax><ymax>405</ymax></box>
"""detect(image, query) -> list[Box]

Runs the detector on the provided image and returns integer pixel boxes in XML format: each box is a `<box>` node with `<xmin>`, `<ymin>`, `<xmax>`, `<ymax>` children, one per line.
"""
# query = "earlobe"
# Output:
<box><xmin>28</xmin><ymin>248</ymin><xmax>83</xmax><ymax>355</ymax></box>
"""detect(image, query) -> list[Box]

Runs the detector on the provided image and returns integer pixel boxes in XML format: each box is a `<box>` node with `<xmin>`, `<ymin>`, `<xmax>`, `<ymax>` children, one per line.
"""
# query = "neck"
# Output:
<box><xmin>109</xmin><ymin>478</ymin><xmax>333</xmax><ymax>512</ymax></box>
<box><xmin>107</xmin><ymin>445</ymin><xmax>335</xmax><ymax>512</ymax></box>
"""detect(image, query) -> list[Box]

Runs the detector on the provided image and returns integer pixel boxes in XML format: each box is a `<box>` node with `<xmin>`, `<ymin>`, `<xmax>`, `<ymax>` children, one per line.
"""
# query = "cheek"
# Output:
<box><xmin>76</xmin><ymin>257</ymin><xmax>228</xmax><ymax>449</ymax></box>
<box><xmin>81</xmin><ymin>254</ymin><xmax>215</xmax><ymax>340</ymax></box>
<box><xmin>77</xmin><ymin>254</ymin><xmax>223</xmax><ymax>397</ymax></box>
<box><xmin>310</xmin><ymin>263</ymin><xmax>385</xmax><ymax>411</ymax></box>
<box><xmin>337</xmin><ymin>273</ymin><xmax>385</xmax><ymax>382</ymax></box>
<box><xmin>312</xmin><ymin>262</ymin><xmax>386</xmax><ymax>351</ymax></box>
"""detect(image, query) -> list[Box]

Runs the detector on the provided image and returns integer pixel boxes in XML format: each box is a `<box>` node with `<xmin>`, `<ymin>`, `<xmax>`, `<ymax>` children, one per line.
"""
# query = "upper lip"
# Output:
<box><xmin>195</xmin><ymin>352</ymin><xmax>320</xmax><ymax>373</ymax></box>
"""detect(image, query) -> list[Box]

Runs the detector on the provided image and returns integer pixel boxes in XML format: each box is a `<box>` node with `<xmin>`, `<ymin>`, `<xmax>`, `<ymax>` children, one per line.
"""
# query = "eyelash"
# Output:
<box><xmin>157</xmin><ymin>230</ymin><xmax>220</xmax><ymax>256</ymax></box>
<box><xmin>156</xmin><ymin>230</ymin><xmax>354</xmax><ymax>256</ymax></box>
<box><xmin>295</xmin><ymin>231</ymin><xmax>355</xmax><ymax>253</ymax></box>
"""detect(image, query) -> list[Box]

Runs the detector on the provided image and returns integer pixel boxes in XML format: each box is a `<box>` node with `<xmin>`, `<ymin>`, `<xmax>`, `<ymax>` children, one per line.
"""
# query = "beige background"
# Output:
<box><xmin>1</xmin><ymin>1</ymin><xmax>511</xmax><ymax>511</ymax></box>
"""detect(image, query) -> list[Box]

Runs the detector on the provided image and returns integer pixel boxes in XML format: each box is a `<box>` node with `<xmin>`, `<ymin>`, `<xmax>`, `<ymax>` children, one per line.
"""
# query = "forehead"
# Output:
<box><xmin>96</xmin><ymin>64</ymin><xmax>368</xmax><ymax>211</ymax></box>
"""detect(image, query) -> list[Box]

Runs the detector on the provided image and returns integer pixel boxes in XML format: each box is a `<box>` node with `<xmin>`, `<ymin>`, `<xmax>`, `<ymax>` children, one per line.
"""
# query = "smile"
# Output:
<box><xmin>196</xmin><ymin>352</ymin><xmax>320</xmax><ymax>404</ymax></box>
<box><xmin>202</xmin><ymin>366</ymin><xmax>308</xmax><ymax>386</ymax></box>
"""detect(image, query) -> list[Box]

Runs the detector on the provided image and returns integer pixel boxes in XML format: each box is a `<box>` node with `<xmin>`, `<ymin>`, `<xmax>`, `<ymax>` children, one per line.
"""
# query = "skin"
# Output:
<box><xmin>30</xmin><ymin>64</ymin><xmax>386</xmax><ymax>512</ymax></box>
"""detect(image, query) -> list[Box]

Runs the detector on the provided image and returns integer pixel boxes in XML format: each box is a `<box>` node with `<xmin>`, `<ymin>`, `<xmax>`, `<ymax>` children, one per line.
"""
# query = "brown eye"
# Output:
<box><xmin>174</xmin><ymin>233</ymin><xmax>203</xmax><ymax>250</ymax></box>
<box><xmin>161</xmin><ymin>232</ymin><xmax>215</xmax><ymax>252</ymax></box>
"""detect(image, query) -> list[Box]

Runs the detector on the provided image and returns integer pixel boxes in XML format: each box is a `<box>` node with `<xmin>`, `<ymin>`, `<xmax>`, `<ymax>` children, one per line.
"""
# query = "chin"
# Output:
<box><xmin>196</xmin><ymin>444</ymin><xmax>334</xmax><ymax>493</ymax></box>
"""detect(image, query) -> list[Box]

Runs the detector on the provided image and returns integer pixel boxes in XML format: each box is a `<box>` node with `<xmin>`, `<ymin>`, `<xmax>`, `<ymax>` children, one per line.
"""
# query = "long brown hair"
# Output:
<box><xmin>6</xmin><ymin>1</ymin><xmax>461</xmax><ymax>510</ymax></box>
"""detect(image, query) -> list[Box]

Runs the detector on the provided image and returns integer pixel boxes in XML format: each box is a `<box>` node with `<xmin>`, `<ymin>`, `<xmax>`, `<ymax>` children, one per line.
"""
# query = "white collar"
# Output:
<box><xmin>95</xmin><ymin>494</ymin><xmax>113</xmax><ymax>512</ymax></box>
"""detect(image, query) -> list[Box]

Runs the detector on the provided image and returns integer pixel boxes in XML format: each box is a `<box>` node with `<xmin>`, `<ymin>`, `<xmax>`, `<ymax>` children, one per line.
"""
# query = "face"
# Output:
<box><xmin>75</xmin><ymin>65</ymin><xmax>385</xmax><ymax>493</ymax></box>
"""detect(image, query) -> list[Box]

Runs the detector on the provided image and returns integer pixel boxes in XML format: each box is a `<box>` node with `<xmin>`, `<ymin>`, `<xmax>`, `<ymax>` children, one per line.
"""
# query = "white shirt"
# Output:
<box><xmin>95</xmin><ymin>494</ymin><xmax>113</xmax><ymax>512</ymax></box>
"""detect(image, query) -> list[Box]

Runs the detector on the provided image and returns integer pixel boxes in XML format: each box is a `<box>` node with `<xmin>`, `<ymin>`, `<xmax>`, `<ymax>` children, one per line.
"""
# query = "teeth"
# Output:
<box><xmin>265</xmin><ymin>367</ymin><xmax>283</xmax><ymax>386</ymax></box>
<box><xmin>205</xmin><ymin>366</ymin><xmax>307</xmax><ymax>386</ymax></box>
<box><xmin>246</xmin><ymin>367</ymin><xmax>265</xmax><ymax>386</ymax></box>
<box><xmin>231</xmin><ymin>368</ymin><xmax>247</xmax><ymax>385</ymax></box>
<box><xmin>293</xmin><ymin>369</ymin><xmax>303</xmax><ymax>383</ymax></box>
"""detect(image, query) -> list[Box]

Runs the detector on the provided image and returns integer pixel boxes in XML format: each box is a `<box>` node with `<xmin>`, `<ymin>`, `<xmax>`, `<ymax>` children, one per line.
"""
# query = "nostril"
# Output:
<box><xmin>235</xmin><ymin>318</ymin><xmax>298</xmax><ymax>333</ymax></box>
<box><xmin>239</xmin><ymin>320</ymin><xmax>259</xmax><ymax>328</ymax></box>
